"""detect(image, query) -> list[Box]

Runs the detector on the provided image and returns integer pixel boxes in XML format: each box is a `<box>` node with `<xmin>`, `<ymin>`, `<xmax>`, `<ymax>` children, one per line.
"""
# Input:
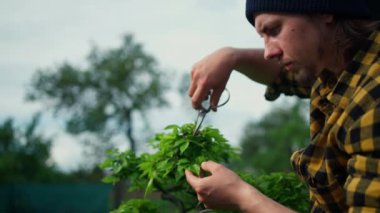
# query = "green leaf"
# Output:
<box><xmin>114</xmin><ymin>164</ymin><xmax>123</xmax><ymax>173</ymax></box>
<box><xmin>175</xmin><ymin>171</ymin><xmax>185</xmax><ymax>182</ymax></box>
<box><xmin>157</xmin><ymin>159</ymin><xmax>169</xmax><ymax>171</ymax></box>
<box><xmin>174</xmin><ymin>138</ymin><xmax>186</xmax><ymax>147</ymax></box>
<box><xmin>188</xmin><ymin>164</ymin><xmax>201</xmax><ymax>176</ymax></box>
<box><xmin>144</xmin><ymin>177</ymin><xmax>154</xmax><ymax>198</ymax></box>
<box><xmin>139</xmin><ymin>161</ymin><xmax>152</xmax><ymax>170</ymax></box>
<box><xmin>164</xmin><ymin>124</ymin><xmax>179</xmax><ymax>130</ymax></box>
<box><xmin>99</xmin><ymin>159</ymin><xmax>112</xmax><ymax>169</ymax></box>
<box><xmin>180</xmin><ymin>141</ymin><xmax>190</xmax><ymax>154</ymax></box>
<box><xmin>106</xmin><ymin>148</ymin><xmax>118</xmax><ymax>155</ymax></box>
<box><xmin>178</xmin><ymin>159</ymin><xmax>189</xmax><ymax>165</ymax></box>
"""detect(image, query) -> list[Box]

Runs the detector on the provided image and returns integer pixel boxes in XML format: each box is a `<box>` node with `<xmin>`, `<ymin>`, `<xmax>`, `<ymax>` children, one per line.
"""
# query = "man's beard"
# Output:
<box><xmin>294</xmin><ymin>67</ymin><xmax>317</xmax><ymax>87</ymax></box>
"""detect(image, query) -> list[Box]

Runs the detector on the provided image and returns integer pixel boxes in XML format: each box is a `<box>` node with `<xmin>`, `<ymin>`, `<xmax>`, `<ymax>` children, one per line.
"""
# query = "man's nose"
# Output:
<box><xmin>264</xmin><ymin>42</ymin><xmax>282</xmax><ymax>61</ymax></box>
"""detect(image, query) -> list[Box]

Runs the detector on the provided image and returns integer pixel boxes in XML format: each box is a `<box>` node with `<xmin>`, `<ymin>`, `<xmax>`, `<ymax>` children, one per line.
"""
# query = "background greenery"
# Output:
<box><xmin>1</xmin><ymin>34</ymin><xmax>310</xmax><ymax>212</ymax></box>
<box><xmin>233</xmin><ymin>100</ymin><xmax>309</xmax><ymax>173</ymax></box>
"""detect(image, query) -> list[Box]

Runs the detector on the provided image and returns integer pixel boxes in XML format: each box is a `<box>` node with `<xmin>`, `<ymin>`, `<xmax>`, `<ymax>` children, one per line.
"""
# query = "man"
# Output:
<box><xmin>185</xmin><ymin>0</ymin><xmax>380</xmax><ymax>212</ymax></box>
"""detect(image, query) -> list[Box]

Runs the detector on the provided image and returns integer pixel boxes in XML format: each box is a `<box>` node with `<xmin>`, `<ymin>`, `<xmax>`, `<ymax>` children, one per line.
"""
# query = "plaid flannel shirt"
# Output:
<box><xmin>265</xmin><ymin>29</ymin><xmax>380</xmax><ymax>212</ymax></box>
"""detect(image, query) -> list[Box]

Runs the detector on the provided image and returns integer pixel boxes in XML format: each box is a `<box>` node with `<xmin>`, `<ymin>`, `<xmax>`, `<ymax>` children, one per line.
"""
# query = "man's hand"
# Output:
<box><xmin>188</xmin><ymin>47</ymin><xmax>235</xmax><ymax>110</ymax></box>
<box><xmin>185</xmin><ymin>161</ymin><xmax>261</xmax><ymax>211</ymax></box>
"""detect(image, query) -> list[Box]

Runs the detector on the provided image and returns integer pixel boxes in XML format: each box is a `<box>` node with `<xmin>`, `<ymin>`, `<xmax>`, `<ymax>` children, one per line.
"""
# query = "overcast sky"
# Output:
<box><xmin>1</xmin><ymin>0</ymin><xmax>291</xmax><ymax>171</ymax></box>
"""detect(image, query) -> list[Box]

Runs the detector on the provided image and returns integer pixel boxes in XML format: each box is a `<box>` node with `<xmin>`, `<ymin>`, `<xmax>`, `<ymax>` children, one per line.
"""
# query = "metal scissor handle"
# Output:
<box><xmin>192</xmin><ymin>88</ymin><xmax>230</xmax><ymax>135</ymax></box>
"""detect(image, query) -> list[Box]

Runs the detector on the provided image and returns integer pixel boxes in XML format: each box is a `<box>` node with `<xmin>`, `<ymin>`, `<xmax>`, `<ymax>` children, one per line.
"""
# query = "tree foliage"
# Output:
<box><xmin>0</xmin><ymin>115</ymin><xmax>107</xmax><ymax>183</ymax></box>
<box><xmin>0</xmin><ymin>115</ymin><xmax>61</xmax><ymax>183</ymax></box>
<box><xmin>237</xmin><ymin>100</ymin><xmax>310</xmax><ymax>173</ymax></box>
<box><xmin>26</xmin><ymin>34</ymin><xmax>170</xmax><ymax>153</ymax></box>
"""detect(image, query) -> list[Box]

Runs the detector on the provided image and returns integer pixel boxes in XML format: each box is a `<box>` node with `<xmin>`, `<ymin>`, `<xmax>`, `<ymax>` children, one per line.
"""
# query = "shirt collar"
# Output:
<box><xmin>312</xmin><ymin>28</ymin><xmax>380</xmax><ymax>109</ymax></box>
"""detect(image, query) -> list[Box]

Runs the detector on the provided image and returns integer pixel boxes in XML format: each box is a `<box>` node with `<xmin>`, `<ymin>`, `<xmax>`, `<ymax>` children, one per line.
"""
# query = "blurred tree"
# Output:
<box><xmin>0</xmin><ymin>115</ymin><xmax>63</xmax><ymax>183</ymax></box>
<box><xmin>178</xmin><ymin>72</ymin><xmax>190</xmax><ymax>96</ymax></box>
<box><xmin>177</xmin><ymin>73</ymin><xmax>193</xmax><ymax>113</ymax></box>
<box><xmin>26</xmin><ymin>34</ymin><xmax>170</xmax><ymax>155</ymax></box>
<box><xmin>235</xmin><ymin>99</ymin><xmax>309</xmax><ymax>173</ymax></box>
<box><xmin>0</xmin><ymin>115</ymin><xmax>110</xmax><ymax>183</ymax></box>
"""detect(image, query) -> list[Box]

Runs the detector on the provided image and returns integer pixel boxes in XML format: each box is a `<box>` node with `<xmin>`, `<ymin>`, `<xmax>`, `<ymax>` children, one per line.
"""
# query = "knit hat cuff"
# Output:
<box><xmin>246</xmin><ymin>0</ymin><xmax>373</xmax><ymax>26</ymax></box>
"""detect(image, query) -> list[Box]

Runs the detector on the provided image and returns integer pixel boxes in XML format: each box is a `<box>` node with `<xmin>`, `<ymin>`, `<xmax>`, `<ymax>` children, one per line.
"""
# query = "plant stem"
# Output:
<box><xmin>153</xmin><ymin>181</ymin><xmax>186</xmax><ymax>213</ymax></box>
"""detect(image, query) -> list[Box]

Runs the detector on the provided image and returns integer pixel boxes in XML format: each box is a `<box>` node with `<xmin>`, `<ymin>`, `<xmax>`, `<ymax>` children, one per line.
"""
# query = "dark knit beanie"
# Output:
<box><xmin>246</xmin><ymin>0</ymin><xmax>377</xmax><ymax>26</ymax></box>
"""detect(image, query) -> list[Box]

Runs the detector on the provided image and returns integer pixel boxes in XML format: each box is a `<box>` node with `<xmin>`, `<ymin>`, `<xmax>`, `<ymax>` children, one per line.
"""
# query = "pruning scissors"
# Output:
<box><xmin>192</xmin><ymin>88</ymin><xmax>230</xmax><ymax>136</ymax></box>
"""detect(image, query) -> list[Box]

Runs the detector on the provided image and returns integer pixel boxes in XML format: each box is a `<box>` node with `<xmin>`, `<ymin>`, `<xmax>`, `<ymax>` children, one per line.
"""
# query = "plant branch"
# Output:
<box><xmin>154</xmin><ymin>181</ymin><xmax>186</xmax><ymax>213</ymax></box>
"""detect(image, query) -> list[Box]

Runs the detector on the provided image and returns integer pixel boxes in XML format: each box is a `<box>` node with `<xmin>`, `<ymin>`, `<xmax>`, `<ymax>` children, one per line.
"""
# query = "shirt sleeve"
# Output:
<box><xmin>344</xmin><ymin>103</ymin><xmax>380</xmax><ymax>212</ymax></box>
<box><xmin>265</xmin><ymin>69</ymin><xmax>311</xmax><ymax>101</ymax></box>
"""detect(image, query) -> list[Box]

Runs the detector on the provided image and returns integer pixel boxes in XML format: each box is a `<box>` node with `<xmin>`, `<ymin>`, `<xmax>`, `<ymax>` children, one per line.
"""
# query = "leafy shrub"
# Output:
<box><xmin>239</xmin><ymin>172</ymin><xmax>310</xmax><ymax>213</ymax></box>
<box><xmin>100</xmin><ymin>123</ymin><xmax>309</xmax><ymax>212</ymax></box>
<box><xmin>110</xmin><ymin>199</ymin><xmax>159</xmax><ymax>213</ymax></box>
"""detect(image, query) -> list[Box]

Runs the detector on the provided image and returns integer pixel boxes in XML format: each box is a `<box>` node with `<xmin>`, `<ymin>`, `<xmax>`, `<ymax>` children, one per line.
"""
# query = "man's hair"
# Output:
<box><xmin>333</xmin><ymin>18</ymin><xmax>379</xmax><ymax>63</ymax></box>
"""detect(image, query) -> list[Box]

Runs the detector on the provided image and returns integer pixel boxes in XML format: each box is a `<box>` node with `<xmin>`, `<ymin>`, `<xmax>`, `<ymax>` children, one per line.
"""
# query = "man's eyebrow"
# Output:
<box><xmin>258</xmin><ymin>18</ymin><xmax>280</xmax><ymax>35</ymax></box>
<box><xmin>257</xmin><ymin>18</ymin><xmax>271</xmax><ymax>32</ymax></box>
<box><xmin>257</xmin><ymin>23</ymin><xmax>268</xmax><ymax>35</ymax></box>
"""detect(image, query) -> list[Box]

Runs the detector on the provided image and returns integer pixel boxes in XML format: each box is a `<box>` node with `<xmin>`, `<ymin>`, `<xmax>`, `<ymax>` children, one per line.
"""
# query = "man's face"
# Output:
<box><xmin>255</xmin><ymin>13</ymin><xmax>333</xmax><ymax>83</ymax></box>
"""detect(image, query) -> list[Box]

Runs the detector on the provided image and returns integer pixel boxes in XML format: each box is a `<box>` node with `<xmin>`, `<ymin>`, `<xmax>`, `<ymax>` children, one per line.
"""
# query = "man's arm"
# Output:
<box><xmin>188</xmin><ymin>47</ymin><xmax>282</xmax><ymax>109</ymax></box>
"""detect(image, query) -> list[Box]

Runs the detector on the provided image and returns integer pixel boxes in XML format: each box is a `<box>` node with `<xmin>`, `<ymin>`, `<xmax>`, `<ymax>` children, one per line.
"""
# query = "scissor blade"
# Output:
<box><xmin>192</xmin><ymin>111</ymin><xmax>206</xmax><ymax>136</ymax></box>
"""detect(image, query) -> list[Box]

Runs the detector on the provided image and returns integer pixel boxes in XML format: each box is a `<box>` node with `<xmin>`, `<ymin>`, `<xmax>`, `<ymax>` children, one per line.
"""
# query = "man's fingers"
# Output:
<box><xmin>192</xmin><ymin>84</ymin><xmax>210</xmax><ymax>109</ymax></box>
<box><xmin>188</xmin><ymin>81</ymin><xmax>196</xmax><ymax>97</ymax></box>
<box><xmin>204</xmin><ymin>203</ymin><xmax>212</xmax><ymax>209</ymax></box>
<box><xmin>200</xmin><ymin>161</ymin><xmax>222</xmax><ymax>173</ymax></box>
<box><xmin>210</xmin><ymin>88</ymin><xmax>223</xmax><ymax>111</ymax></box>
<box><xmin>185</xmin><ymin>170</ymin><xmax>199</xmax><ymax>187</ymax></box>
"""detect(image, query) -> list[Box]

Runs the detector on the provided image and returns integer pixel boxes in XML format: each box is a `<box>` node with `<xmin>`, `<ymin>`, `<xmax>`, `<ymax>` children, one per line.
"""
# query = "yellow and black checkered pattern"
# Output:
<box><xmin>266</xmin><ymin>29</ymin><xmax>380</xmax><ymax>212</ymax></box>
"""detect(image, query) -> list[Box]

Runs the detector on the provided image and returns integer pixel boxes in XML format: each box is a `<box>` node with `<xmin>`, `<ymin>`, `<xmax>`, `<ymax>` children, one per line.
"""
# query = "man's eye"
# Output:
<box><xmin>267</xmin><ymin>26</ymin><xmax>280</xmax><ymax>36</ymax></box>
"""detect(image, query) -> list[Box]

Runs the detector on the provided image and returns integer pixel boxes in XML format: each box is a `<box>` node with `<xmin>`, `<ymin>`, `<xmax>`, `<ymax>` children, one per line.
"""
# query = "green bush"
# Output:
<box><xmin>100</xmin><ymin>123</ymin><xmax>309</xmax><ymax>212</ymax></box>
<box><xmin>110</xmin><ymin>199</ymin><xmax>160</xmax><ymax>213</ymax></box>
<box><xmin>239</xmin><ymin>172</ymin><xmax>309</xmax><ymax>213</ymax></box>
